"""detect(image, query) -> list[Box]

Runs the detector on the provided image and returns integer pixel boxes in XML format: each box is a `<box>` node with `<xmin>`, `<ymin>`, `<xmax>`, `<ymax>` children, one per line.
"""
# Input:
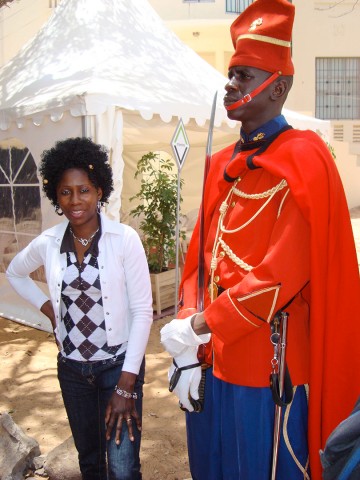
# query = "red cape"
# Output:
<box><xmin>181</xmin><ymin>129</ymin><xmax>360</xmax><ymax>479</ymax></box>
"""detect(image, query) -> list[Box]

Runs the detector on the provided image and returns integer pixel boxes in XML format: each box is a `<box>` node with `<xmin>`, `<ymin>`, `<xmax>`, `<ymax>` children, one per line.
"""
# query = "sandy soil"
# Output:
<box><xmin>0</xmin><ymin>316</ymin><xmax>191</xmax><ymax>480</ymax></box>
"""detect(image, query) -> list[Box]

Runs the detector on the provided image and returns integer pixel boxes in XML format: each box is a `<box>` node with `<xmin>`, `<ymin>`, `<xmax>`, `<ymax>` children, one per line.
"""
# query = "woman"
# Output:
<box><xmin>6</xmin><ymin>137</ymin><xmax>153</xmax><ymax>480</ymax></box>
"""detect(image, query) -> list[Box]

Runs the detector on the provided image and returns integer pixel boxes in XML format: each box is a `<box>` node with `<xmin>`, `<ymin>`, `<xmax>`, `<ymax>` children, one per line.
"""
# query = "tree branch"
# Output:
<box><xmin>315</xmin><ymin>0</ymin><xmax>359</xmax><ymax>17</ymax></box>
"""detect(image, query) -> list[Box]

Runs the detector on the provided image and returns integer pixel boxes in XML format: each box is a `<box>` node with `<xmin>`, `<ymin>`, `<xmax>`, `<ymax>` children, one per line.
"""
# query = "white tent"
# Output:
<box><xmin>0</xmin><ymin>0</ymin><xmax>329</xmax><ymax>327</ymax></box>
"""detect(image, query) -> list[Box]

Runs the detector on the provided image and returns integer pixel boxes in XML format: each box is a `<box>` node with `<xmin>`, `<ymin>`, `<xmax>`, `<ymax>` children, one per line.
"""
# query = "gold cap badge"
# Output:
<box><xmin>249</xmin><ymin>17</ymin><xmax>263</xmax><ymax>31</ymax></box>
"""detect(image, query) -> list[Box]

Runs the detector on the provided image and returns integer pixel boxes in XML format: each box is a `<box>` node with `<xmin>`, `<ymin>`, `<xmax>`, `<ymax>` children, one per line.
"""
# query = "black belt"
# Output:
<box><xmin>217</xmin><ymin>286</ymin><xmax>225</xmax><ymax>296</ymax></box>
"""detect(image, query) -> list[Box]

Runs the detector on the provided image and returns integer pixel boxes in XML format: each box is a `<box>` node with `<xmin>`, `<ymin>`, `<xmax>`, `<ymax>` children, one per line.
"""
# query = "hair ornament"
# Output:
<box><xmin>43</xmin><ymin>179</ymin><xmax>48</xmax><ymax>184</ymax></box>
<box><xmin>88</xmin><ymin>164</ymin><xmax>94</xmax><ymax>170</ymax></box>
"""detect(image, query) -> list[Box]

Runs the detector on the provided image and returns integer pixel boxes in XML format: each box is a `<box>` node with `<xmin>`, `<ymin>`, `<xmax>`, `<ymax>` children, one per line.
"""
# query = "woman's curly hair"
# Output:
<box><xmin>39</xmin><ymin>137</ymin><xmax>114</xmax><ymax>207</ymax></box>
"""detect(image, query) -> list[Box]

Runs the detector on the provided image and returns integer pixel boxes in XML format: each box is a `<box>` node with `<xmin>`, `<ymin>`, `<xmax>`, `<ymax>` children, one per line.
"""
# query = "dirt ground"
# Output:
<box><xmin>0</xmin><ymin>316</ymin><xmax>191</xmax><ymax>480</ymax></box>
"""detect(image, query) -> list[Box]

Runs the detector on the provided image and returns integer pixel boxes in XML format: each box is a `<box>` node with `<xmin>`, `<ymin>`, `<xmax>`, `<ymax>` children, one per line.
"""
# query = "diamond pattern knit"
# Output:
<box><xmin>60</xmin><ymin>250</ymin><xmax>123</xmax><ymax>361</ymax></box>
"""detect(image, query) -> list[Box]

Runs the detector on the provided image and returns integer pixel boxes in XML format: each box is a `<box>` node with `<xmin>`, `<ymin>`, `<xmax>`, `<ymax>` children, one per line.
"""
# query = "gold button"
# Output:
<box><xmin>214</xmin><ymin>275</ymin><xmax>220</xmax><ymax>283</ymax></box>
<box><xmin>219</xmin><ymin>251</ymin><xmax>225</xmax><ymax>258</ymax></box>
<box><xmin>231</xmin><ymin>201</ymin><xmax>236</xmax><ymax>207</ymax></box>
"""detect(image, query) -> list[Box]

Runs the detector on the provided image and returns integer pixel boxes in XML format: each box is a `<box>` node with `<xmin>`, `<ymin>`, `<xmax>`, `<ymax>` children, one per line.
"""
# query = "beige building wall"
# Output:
<box><xmin>148</xmin><ymin>0</ymin><xmax>231</xmax><ymax>21</ymax></box>
<box><xmin>166</xmin><ymin>20</ymin><xmax>233</xmax><ymax>77</ymax></box>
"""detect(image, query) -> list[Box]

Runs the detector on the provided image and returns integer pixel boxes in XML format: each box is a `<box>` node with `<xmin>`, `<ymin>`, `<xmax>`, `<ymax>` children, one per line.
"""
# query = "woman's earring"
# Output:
<box><xmin>55</xmin><ymin>204</ymin><xmax>63</xmax><ymax>216</ymax></box>
<box><xmin>97</xmin><ymin>201</ymin><xmax>104</xmax><ymax>214</ymax></box>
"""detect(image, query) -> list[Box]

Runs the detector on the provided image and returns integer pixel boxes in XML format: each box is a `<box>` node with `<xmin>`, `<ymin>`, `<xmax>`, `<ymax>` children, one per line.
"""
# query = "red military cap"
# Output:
<box><xmin>229</xmin><ymin>0</ymin><xmax>295</xmax><ymax>75</ymax></box>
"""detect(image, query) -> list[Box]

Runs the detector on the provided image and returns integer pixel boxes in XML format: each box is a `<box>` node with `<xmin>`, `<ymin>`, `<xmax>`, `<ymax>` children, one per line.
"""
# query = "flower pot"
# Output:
<box><xmin>150</xmin><ymin>268</ymin><xmax>180</xmax><ymax>316</ymax></box>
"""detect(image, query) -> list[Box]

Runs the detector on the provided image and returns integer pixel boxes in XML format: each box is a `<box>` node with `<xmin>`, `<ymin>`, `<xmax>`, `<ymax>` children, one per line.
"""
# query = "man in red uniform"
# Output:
<box><xmin>161</xmin><ymin>1</ymin><xmax>360</xmax><ymax>479</ymax></box>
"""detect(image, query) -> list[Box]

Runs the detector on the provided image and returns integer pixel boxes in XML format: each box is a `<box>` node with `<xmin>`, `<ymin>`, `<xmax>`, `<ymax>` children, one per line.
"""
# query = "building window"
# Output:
<box><xmin>226</xmin><ymin>0</ymin><xmax>253</xmax><ymax>13</ymax></box>
<box><xmin>226</xmin><ymin>0</ymin><xmax>291</xmax><ymax>14</ymax></box>
<box><xmin>316</xmin><ymin>57</ymin><xmax>360</xmax><ymax>120</ymax></box>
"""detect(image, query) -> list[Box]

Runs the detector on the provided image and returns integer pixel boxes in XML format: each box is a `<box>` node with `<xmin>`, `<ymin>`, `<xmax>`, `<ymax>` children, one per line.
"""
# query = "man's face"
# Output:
<box><xmin>224</xmin><ymin>65</ymin><xmax>273</xmax><ymax>130</ymax></box>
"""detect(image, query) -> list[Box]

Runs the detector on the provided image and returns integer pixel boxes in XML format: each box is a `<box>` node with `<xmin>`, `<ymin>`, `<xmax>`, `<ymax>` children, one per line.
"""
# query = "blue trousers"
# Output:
<box><xmin>186</xmin><ymin>368</ymin><xmax>310</xmax><ymax>480</ymax></box>
<box><xmin>57</xmin><ymin>352</ymin><xmax>144</xmax><ymax>480</ymax></box>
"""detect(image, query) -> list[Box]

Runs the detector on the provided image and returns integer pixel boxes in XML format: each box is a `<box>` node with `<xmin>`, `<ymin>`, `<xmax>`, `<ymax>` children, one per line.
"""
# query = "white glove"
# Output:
<box><xmin>160</xmin><ymin>315</ymin><xmax>211</xmax><ymax>357</ymax></box>
<box><xmin>168</xmin><ymin>346</ymin><xmax>202</xmax><ymax>413</ymax></box>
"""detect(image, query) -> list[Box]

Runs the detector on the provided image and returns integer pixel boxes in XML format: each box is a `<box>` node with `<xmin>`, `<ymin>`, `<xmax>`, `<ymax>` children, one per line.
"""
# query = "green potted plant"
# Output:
<box><xmin>130</xmin><ymin>152</ymin><xmax>185</xmax><ymax>314</ymax></box>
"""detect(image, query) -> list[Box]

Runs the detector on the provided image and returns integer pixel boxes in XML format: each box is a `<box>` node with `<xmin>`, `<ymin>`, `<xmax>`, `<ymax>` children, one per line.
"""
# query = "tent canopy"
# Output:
<box><xmin>0</xmin><ymin>0</ymin><xmax>233</xmax><ymax>128</ymax></box>
<box><xmin>0</xmin><ymin>0</ymin><xmax>329</xmax><ymax>135</ymax></box>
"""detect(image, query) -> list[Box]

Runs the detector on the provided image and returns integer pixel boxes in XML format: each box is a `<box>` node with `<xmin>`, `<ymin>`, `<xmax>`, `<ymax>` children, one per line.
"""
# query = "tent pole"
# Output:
<box><xmin>82</xmin><ymin>115</ymin><xmax>96</xmax><ymax>139</ymax></box>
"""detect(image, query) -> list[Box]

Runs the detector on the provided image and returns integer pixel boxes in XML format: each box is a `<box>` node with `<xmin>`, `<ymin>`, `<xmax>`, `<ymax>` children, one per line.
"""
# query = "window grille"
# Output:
<box><xmin>0</xmin><ymin>145</ymin><xmax>42</xmax><ymax>277</ymax></box>
<box><xmin>226</xmin><ymin>0</ymin><xmax>253</xmax><ymax>14</ymax></box>
<box><xmin>316</xmin><ymin>57</ymin><xmax>360</xmax><ymax>120</ymax></box>
<box><xmin>225</xmin><ymin>0</ymin><xmax>290</xmax><ymax>14</ymax></box>
<box><xmin>183</xmin><ymin>0</ymin><xmax>215</xmax><ymax>3</ymax></box>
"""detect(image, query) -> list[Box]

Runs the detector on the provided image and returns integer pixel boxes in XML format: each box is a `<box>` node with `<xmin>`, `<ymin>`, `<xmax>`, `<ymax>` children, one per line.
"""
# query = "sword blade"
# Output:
<box><xmin>197</xmin><ymin>91</ymin><xmax>218</xmax><ymax>312</ymax></box>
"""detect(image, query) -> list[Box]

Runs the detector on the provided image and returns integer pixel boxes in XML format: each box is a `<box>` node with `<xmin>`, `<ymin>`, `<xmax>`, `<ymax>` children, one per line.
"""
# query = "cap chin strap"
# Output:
<box><xmin>225</xmin><ymin>71</ymin><xmax>281</xmax><ymax>111</ymax></box>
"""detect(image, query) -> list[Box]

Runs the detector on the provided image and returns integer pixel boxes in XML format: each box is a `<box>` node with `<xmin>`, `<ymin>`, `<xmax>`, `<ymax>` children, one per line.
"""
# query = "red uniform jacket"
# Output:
<box><xmin>179</xmin><ymin>128</ymin><xmax>360</xmax><ymax>479</ymax></box>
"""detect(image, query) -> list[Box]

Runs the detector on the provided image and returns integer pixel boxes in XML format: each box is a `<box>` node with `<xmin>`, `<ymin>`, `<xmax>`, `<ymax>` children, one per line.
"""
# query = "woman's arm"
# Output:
<box><xmin>105</xmin><ymin>227</ymin><xmax>153</xmax><ymax>444</ymax></box>
<box><xmin>6</xmin><ymin>236</ymin><xmax>50</xmax><ymax>311</ymax></box>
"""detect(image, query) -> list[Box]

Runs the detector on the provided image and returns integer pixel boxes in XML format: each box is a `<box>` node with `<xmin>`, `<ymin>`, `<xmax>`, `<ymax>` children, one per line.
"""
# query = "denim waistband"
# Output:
<box><xmin>57</xmin><ymin>350</ymin><xmax>126</xmax><ymax>366</ymax></box>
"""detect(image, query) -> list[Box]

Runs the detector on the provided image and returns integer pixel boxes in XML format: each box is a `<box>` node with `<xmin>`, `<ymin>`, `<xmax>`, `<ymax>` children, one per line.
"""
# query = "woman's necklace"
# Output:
<box><xmin>69</xmin><ymin>227</ymin><xmax>99</xmax><ymax>247</ymax></box>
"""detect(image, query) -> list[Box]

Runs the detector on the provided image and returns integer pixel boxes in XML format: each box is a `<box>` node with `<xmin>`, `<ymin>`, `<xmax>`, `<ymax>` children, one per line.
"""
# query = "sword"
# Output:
<box><xmin>187</xmin><ymin>91</ymin><xmax>217</xmax><ymax>414</ymax></box>
<box><xmin>270</xmin><ymin>311</ymin><xmax>289</xmax><ymax>480</ymax></box>
<box><xmin>197</xmin><ymin>90</ymin><xmax>217</xmax><ymax>313</ymax></box>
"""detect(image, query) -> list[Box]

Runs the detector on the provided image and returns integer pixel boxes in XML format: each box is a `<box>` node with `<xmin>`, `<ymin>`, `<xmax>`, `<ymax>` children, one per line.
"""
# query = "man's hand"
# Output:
<box><xmin>168</xmin><ymin>346</ymin><xmax>202</xmax><ymax>412</ymax></box>
<box><xmin>161</xmin><ymin>315</ymin><xmax>211</xmax><ymax>411</ymax></box>
<box><xmin>160</xmin><ymin>315</ymin><xmax>211</xmax><ymax>357</ymax></box>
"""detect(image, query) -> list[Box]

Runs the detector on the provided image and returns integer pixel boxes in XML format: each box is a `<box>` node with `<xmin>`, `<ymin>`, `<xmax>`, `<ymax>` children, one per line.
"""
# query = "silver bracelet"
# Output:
<box><xmin>114</xmin><ymin>385</ymin><xmax>138</xmax><ymax>400</ymax></box>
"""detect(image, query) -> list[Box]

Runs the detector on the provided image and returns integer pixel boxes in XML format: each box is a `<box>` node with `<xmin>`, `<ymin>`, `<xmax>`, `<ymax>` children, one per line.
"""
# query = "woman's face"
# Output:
<box><xmin>56</xmin><ymin>168</ymin><xmax>102</xmax><ymax>229</ymax></box>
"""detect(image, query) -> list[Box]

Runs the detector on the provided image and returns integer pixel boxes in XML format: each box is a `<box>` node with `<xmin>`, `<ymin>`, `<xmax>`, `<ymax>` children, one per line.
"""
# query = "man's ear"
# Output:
<box><xmin>271</xmin><ymin>78</ymin><xmax>289</xmax><ymax>100</ymax></box>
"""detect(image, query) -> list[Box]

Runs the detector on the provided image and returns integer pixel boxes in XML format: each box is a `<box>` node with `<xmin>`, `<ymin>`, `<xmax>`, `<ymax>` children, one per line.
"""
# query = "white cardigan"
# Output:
<box><xmin>6</xmin><ymin>213</ymin><xmax>153</xmax><ymax>374</ymax></box>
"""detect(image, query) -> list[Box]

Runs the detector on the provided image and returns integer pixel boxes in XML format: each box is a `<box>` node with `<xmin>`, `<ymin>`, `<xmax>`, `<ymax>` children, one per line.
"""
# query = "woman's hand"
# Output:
<box><xmin>40</xmin><ymin>300</ymin><xmax>56</xmax><ymax>330</ymax></box>
<box><xmin>105</xmin><ymin>371</ymin><xmax>140</xmax><ymax>445</ymax></box>
<box><xmin>40</xmin><ymin>300</ymin><xmax>61</xmax><ymax>350</ymax></box>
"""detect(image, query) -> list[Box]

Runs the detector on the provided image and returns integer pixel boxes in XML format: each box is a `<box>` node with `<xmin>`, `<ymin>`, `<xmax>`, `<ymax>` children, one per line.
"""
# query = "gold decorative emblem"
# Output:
<box><xmin>252</xmin><ymin>132</ymin><xmax>265</xmax><ymax>141</ymax></box>
<box><xmin>249</xmin><ymin>17</ymin><xmax>263</xmax><ymax>32</ymax></box>
<box><xmin>208</xmin><ymin>281</ymin><xmax>219</xmax><ymax>300</ymax></box>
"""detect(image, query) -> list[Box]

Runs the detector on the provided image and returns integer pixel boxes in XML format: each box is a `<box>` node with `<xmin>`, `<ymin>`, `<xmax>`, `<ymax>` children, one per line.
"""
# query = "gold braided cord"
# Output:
<box><xmin>236</xmin><ymin>33</ymin><xmax>291</xmax><ymax>48</ymax></box>
<box><xmin>221</xmin><ymin>178</ymin><xmax>286</xmax><ymax>234</ymax></box>
<box><xmin>283</xmin><ymin>386</ymin><xmax>310</xmax><ymax>479</ymax></box>
<box><xmin>209</xmin><ymin>177</ymin><xmax>286</xmax><ymax>293</ymax></box>
<box><xmin>233</xmin><ymin>179</ymin><xmax>287</xmax><ymax>199</ymax></box>
<box><xmin>277</xmin><ymin>188</ymin><xmax>290</xmax><ymax>219</ymax></box>
<box><xmin>218</xmin><ymin>237</ymin><xmax>253</xmax><ymax>272</ymax></box>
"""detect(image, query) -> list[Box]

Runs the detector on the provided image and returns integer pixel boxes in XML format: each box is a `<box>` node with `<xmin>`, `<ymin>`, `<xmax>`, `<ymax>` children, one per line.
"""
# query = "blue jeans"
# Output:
<box><xmin>57</xmin><ymin>352</ymin><xmax>145</xmax><ymax>480</ymax></box>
